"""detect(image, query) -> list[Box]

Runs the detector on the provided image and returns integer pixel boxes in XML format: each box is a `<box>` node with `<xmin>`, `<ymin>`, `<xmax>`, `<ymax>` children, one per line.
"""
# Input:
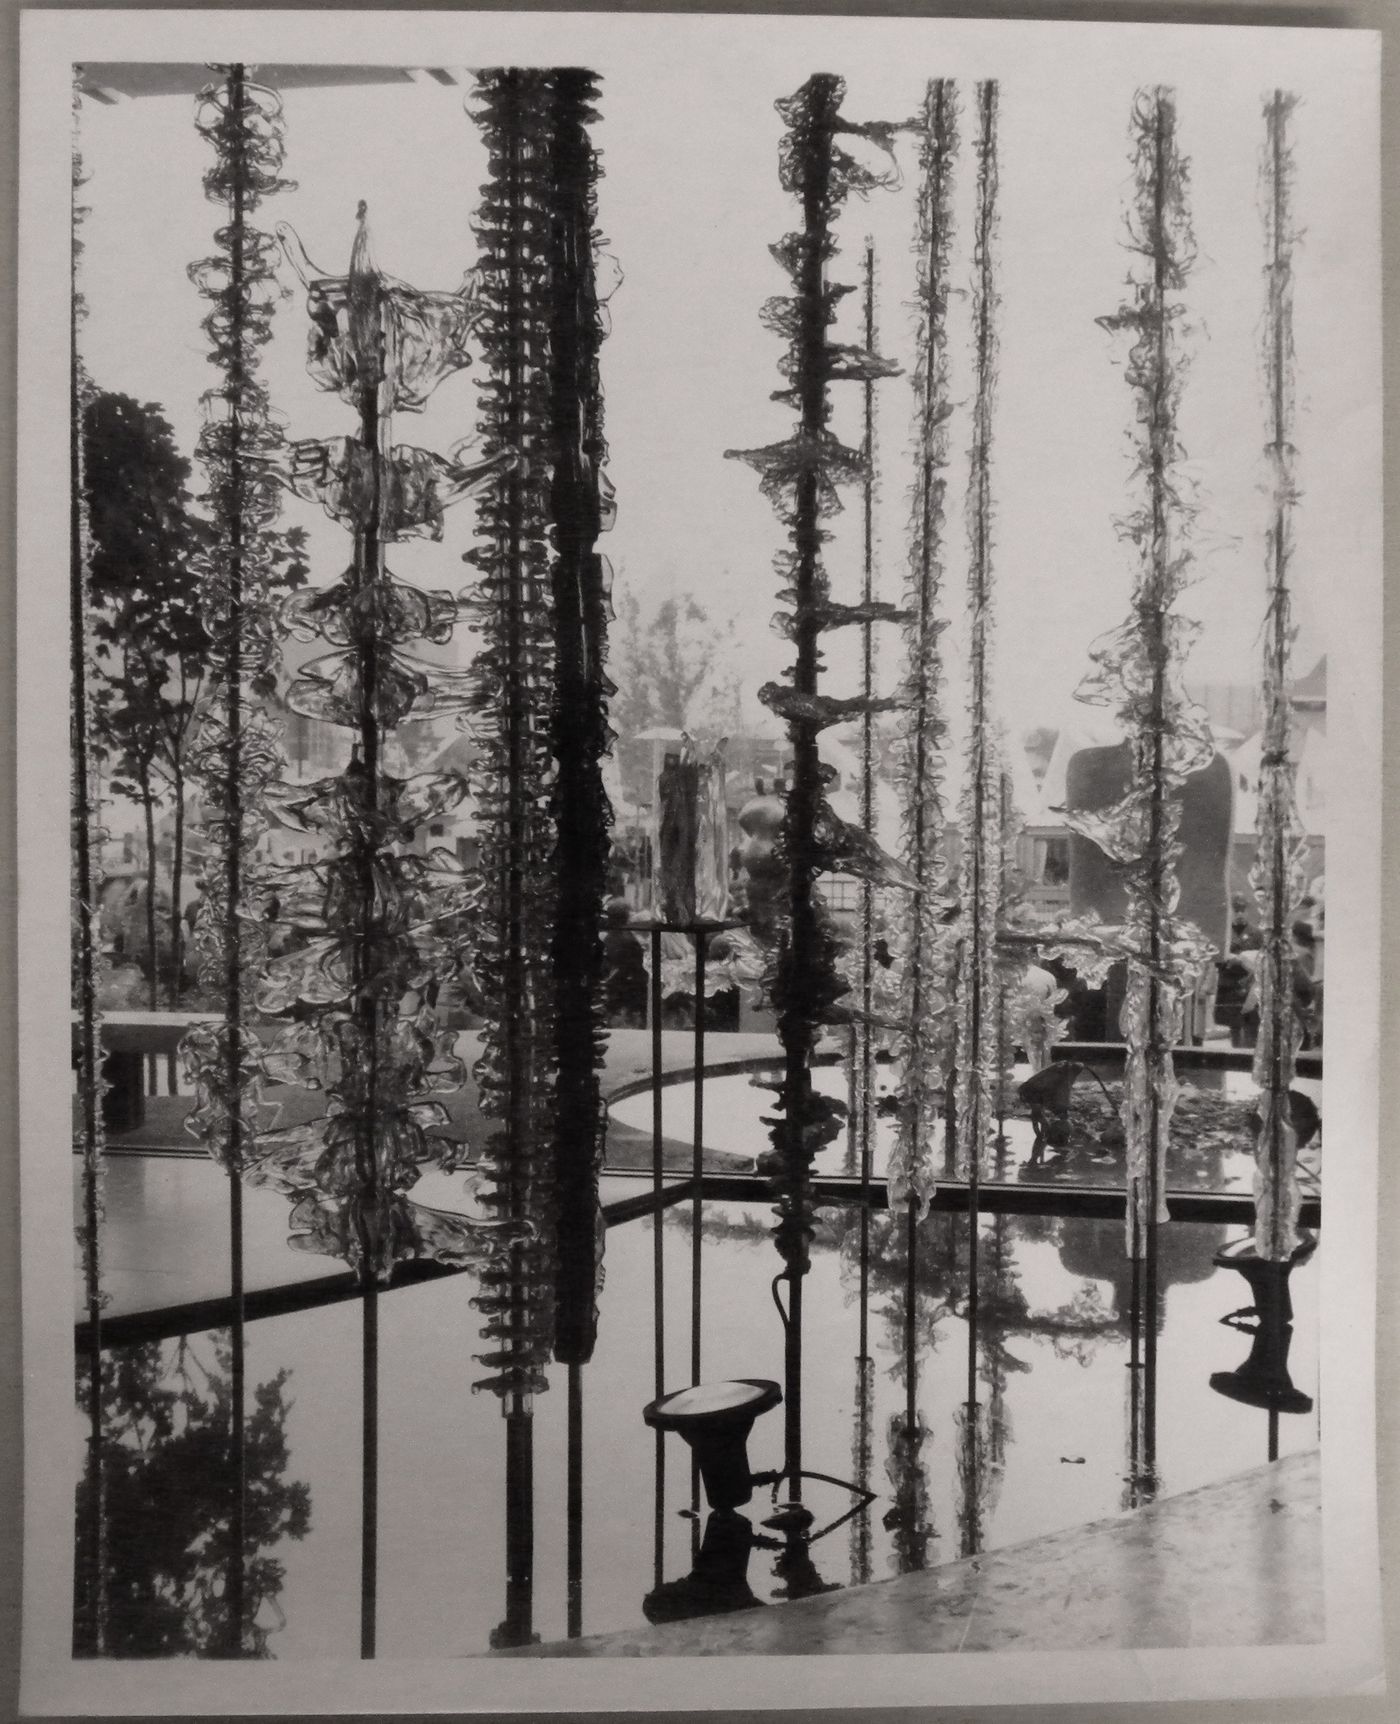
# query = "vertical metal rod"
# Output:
<box><xmin>691</xmin><ymin>928</ymin><xmax>707</xmax><ymax>1385</ymax></box>
<box><xmin>70</xmin><ymin>91</ymin><xmax>106</xmax><ymax>1654</ymax></box>
<box><xmin>219</xmin><ymin>60</ymin><xmax>251</xmax><ymax>1661</ymax></box>
<box><xmin>1268</xmin><ymin>1407</ymin><xmax>1280</xmax><ymax>1465</ymax></box>
<box><xmin>857</xmin><ymin>240</ymin><xmax>878</xmax><ymax>1366</ymax></box>
<box><xmin>227</xmin><ymin>1171</ymin><xmax>247</xmax><ymax>1656</ymax></box>
<box><xmin>566</xmin><ymin>1364</ymin><xmax>583</xmax><ymax>1639</ymax></box>
<box><xmin>785</xmin><ymin>1266</ymin><xmax>803</xmax><ymax>1493</ymax></box>
<box><xmin>651</xmin><ymin>924</ymin><xmax>665</xmax><ymax>1394</ymax></box>
<box><xmin>857</xmin><ymin>1194</ymin><xmax>871</xmax><ymax>1368</ymax></box>
<box><xmin>963</xmin><ymin>83</ymin><xmax>996</xmax><ymax>1402</ymax></box>
<box><xmin>360</xmin><ymin>1282</ymin><xmax>378</xmax><ymax>1659</ymax></box>
<box><xmin>962</xmin><ymin>1197</ymin><xmax>983</xmax><ymax>1558</ymax></box>
<box><xmin>904</xmin><ymin>1199</ymin><xmax>918</xmax><ymax>1439</ymax></box>
<box><xmin>503</xmin><ymin>1397</ymin><xmax>535</xmax><ymax>1648</ymax></box>
<box><xmin>653</xmin><ymin>1427</ymin><xmax>666</xmax><ymax>1592</ymax></box>
<box><xmin>995</xmin><ymin>775</ymin><xmax>1010</xmax><ymax>1160</ymax></box>
<box><xmin>965</xmin><ymin>1193</ymin><xmax>980</xmax><ymax>1417</ymax></box>
<box><xmin>1143</xmin><ymin>1212</ymin><xmax>1158</xmax><ymax>1488</ymax></box>
<box><xmin>858</xmin><ymin>235</ymin><xmax>878</xmax><ymax>1206</ymax></box>
<box><xmin>650</xmin><ymin>924</ymin><xmax>666</xmax><ymax>1586</ymax></box>
<box><xmin>845</xmin><ymin>1033</ymin><xmax>859</xmax><ymax>1177</ymax></box>
<box><xmin>690</xmin><ymin>930</ymin><xmax>706</xmax><ymax>1545</ymax></box>
<box><xmin>1126</xmin><ymin>1209</ymin><xmax>1144</xmax><ymax>1506</ymax></box>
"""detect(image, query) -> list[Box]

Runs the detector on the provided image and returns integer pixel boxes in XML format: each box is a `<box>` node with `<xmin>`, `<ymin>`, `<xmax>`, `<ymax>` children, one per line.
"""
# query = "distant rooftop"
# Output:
<box><xmin>77</xmin><ymin>64</ymin><xmax>465</xmax><ymax>104</ymax></box>
<box><xmin>1292</xmin><ymin>654</ymin><xmax>1326</xmax><ymax>706</ymax></box>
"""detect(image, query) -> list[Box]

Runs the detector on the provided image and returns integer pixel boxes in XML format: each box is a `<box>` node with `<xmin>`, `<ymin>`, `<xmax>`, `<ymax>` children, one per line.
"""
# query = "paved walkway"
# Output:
<box><xmin>507</xmin><ymin>1451</ymin><xmax>1321</xmax><ymax>1656</ymax></box>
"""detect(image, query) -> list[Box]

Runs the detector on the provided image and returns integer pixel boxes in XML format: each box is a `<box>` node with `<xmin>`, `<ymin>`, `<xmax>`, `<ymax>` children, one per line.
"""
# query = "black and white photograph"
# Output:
<box><xmin>15</xmin><ymin>9</ymin><xmax>1384</xmax><ymax>1714</ymax></box>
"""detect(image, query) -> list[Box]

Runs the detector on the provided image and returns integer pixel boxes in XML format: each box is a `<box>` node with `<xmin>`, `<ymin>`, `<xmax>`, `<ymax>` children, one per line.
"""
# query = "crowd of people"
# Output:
<box><xmin>1213</xmin><ymin>890</ymin><xmax>1324</xmax><ymax>1051</ymax></box>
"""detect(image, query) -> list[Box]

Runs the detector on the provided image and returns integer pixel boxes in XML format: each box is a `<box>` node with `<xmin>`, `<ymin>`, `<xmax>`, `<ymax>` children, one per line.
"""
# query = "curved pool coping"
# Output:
<box><xmin>82</xmin><ymin>1040</ymin><xmax>1322</xmax><ymax>1347</ymax></box>
<box><xmin>603</xmin><ymin>1039</ymin><xmax>1323</xmax><ymax>1109</ymax></box>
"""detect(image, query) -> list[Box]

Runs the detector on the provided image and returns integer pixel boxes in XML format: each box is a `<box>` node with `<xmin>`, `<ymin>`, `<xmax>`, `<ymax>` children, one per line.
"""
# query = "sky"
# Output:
<box><xmin>75</xmin><ymin>32</ymin><xmax>1378</xmax><ymax>749</ymax></box>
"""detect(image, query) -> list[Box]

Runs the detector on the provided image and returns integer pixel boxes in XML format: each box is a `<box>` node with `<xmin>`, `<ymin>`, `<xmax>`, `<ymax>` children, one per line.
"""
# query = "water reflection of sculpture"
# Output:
<box><xmin>802</xmin><ymin>1191</ymin><xmax>1120</xmax><ymax>1572</ymax></box>
<box><xmin>74</xmin><ymin>1335</ymin><xmax>309</xmax><ymax>1658</ymax></box>
<box><xmin>1053</xmin><ymin>1213</ymin><xmax>1228</xmax><ymax>1506</ymax></box>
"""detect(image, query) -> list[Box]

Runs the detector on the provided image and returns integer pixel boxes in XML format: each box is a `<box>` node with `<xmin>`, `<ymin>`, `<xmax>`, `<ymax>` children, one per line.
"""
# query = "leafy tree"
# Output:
<box><xmin>610</xmin><ymin>584</ymin><xmax>742</xmax><ymax>742</ymax></box>
<box><xmin>609</xmin><ymin>584</ymin><xmax>743</xmax><ymax>805</ymax></box>
<box><xmin>83</xmin><ymin>391</ymin><xmax>308</xmax><ymax>1004</ymax></box>
<box><xmin>84</xmin><ymin>392</ymin><xmax>203</xmax><ymax>1006</ymax></box>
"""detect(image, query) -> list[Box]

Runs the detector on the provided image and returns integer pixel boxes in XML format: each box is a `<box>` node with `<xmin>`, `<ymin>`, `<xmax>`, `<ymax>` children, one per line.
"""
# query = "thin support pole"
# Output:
<box><xmin>1144</xmin><ymin>1218</ymin><xmax>1158</xmax><ymax>1487</ymax></box>
<box><xmin>502</xmin><ymin>1396</ymin><xmax>535</xmax><ymax>1648</ymax></box>
<box><xmin>650</xmin><ymin>924</ymin><xmax>666</xmax><ymax>1586</ymax></box>
<box><xmin>360</xmin><ymin>1282</ymin><xmax>379</xmax><ymax>1659</ymax></box>
<box><xmin>966</xmin><ymin>1092</ymin><xmax>980</xmax><ymax>1417</ymax></box>
<box><xmin>690</xmin><ymin>928</ymin><xmax>706</xmax><ymax>1546</ymax></box>
<box><xmin>71</xmin><ymin>102</ymin><xmax>106</xmax><ymax>1653</ymax></box>
<box><xmin>904</xmin><ymin>1199</ymin><xmax>919</xmax><ymax>1440</ymax></box>
<box><xmin>226</xmin><ymin>1170</ymin><xmax>247</xmax><ymax>1656</ymax></box>
<box><xmin>858</xmin><ymin>236</ymin><xmax>878</xmax><ymax>1286</ymax></box>
<box><xmin>691</xmin><ymin>928</ymin><xmax>707</xmax><ymax>1386</ymax></box>
<box><xmin>651</xmin><ymin>924</ymin><xmax>665</xmax><ymax>1396</ymax></box>
<box><xmin>785</xmin><ymin>1266</ymin><xmax>803</xmax><ymax>1495</ymax></box>
<box><xmin>962</xmin><ymin>1192</ymin><xmax>982</xmax><ymax>1558</ymax></box>
<box><xmin>653</xmin><ymin>1426</ymin><xmax>666</xmax><ymax>1593</ymax></box>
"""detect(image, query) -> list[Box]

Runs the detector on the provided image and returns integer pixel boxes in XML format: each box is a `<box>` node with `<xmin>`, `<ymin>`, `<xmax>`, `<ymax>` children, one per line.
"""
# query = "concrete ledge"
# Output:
<box><xmin>507</xmin><ymin>1451</ymin><xmax>1321</xmax><ymax>1657</ymax></box>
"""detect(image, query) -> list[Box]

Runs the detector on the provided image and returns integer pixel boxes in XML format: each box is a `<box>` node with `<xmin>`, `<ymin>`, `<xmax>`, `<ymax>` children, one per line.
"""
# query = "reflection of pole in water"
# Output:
<box><xmin>567</xmin><ymin>1363</ymin><xmax>583</xmax><ymax>1638</ymax></box>
<box><xmin>961</xmin><ymin>1211</ymin><xmax>1016</xmax><ymax>1557</ymax></box>
<box><xmin>849</xmin><ymin>1144</ymin><xmax>875</xmax><ymax>1583</ymax></box>
<box><xmin>883</xmin><ymin>1204</ymin><xmax>934</xmax><ymax>1574</ymax></box>
<box><xmin>1123</xmin><ymin>1213</ymin><xmax>1158</xmax><ymax>1509</ymax></box>
<box><xmin>959</xmin><ymin>1202</ymin><xmax>983</xmax><ymax>1557</ymax></box>
<box><xmin>849</xmin><ymin>1352</ymin><xmax>874</xmax><ymax>1587</ymax></box>
<box><xmin>359</xmin><ymin>1283</ymin><xmax>378</xmax><ymax>1658</ymax></box>
<box><xmin>966</xmin><ymin>1196</ymin><xmax>980</xmax><ymax>1419</ymax></box>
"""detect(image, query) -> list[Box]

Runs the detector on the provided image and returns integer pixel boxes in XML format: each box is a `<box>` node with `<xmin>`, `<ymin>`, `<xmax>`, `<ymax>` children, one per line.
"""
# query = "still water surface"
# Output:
<box><xmin>82</xmin><ymin>1195</ymin><xmax>1319</xmax><ymax>1656</ymax></box>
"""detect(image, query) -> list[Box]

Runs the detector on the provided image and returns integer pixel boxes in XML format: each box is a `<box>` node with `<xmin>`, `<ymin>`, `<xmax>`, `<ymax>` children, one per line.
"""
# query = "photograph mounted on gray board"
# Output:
<box><xmin>13</xmin><ymin>9</ymin><xmax>1384</xmax><ymax>1715</ymax></box>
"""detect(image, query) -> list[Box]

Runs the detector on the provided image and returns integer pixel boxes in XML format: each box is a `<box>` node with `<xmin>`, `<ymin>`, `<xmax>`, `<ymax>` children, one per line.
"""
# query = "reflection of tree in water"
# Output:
<box><xmin>820</xmin><ymin>1205</ymin><xmax>1119</xmax><ymax>1374</ymax></box>
<box><xmin>74</xmin><ymin>1334</ymin><xmax>309</xmax><ymax>1658</ymax></box>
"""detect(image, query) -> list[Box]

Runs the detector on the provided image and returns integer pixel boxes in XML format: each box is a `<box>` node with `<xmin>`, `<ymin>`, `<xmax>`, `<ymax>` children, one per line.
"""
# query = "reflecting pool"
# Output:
<box><xmin>75</xmin><ymin>1170</ymin><xmax>1319</xmax><ymax>1657</ymax></box>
